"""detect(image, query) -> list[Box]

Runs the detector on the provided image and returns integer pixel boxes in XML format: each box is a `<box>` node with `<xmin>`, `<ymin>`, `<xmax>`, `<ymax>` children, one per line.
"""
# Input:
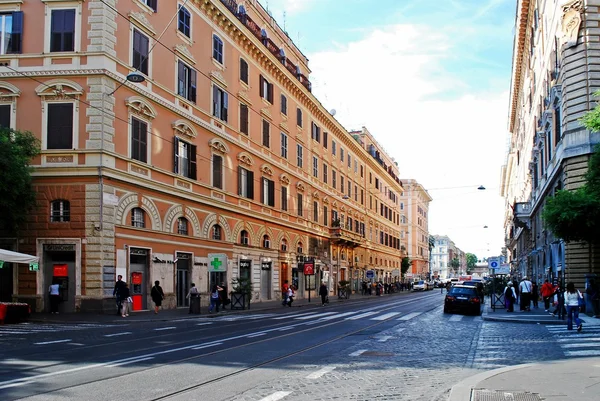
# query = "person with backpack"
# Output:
<box><xmin>504</xmin><ymin>282</ymin><xmax>516</xmax><ymax>312</ymax></box>
<box><xmin>565</xmin><ymin>282</ymin><xmax>584</xmax><ymax>332</ymax></box>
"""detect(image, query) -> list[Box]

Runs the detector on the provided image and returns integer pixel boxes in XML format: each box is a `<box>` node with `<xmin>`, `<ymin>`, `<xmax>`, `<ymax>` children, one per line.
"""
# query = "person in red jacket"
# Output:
<box><xmin>541</xmin><ymin>279</ymin><xmax>556</xmax><ymax>312</ymax></box>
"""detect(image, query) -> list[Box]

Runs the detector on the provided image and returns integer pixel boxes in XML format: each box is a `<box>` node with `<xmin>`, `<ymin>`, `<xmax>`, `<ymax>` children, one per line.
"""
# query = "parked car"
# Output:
<box><xmin>444</xmin><ymin>285</ymin><xmax>483</xmax><ymax>315</ymax></box>
<box><xmin>413</xmin><ymin>280</ymin><xmax>428</xmax><ymax>291</ymax></box>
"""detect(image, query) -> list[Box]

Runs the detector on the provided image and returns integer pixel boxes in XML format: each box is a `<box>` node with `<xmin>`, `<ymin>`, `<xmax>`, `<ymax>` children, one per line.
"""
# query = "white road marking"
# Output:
<box><xmin>153</xmin><ymin>327</ymin><xmax>176</xmax><ymax>331</ymax></box>
<box><xmin>247</xmin><ymin>332</ymin><xmax>267</xmax><ymax>338</ymax></box>
<box><xmin>191</xmin><ymin>342</ymin><xmax>222</xmax><ymax>350</ymax></box>
<box><xmin>449</xmin><ymin>315</ymin><xmax>463</xmax><ymax>322</ymax></box>
<box><xmin>68</xmin><ymin>343</ymin><xmax>85</xmax><ymax>346</ymax></box>
<box><xmin>397</xmin><ymin>312</ymin><xmax>422</xmax><ymax>321</ymax></box>
<box><xmin>196</xmin><ymin>322</ymin><xmax>213</xmax><ymax>326</ymax></box>
<box><xmin>104</xmin><ymin>332</ymin><xmax>132</xmax><ymax>337</ymax></box>
<box><xmin>306</xmin><ymin>366</ymin><xmax>336</xmax><ymax>379</ymax></box>
<box><xmin>277</xmin><ymin>326</ymin><xmax>293</xmax><ymax>331</ymax></box>
<box><xmin>377</xmin><ymin>336</ymin><xmax>392</xmax><ymax>343</ymax></box>
<box><xmin>561</xmin><ymin>343</ymin><xmax>600</xmax><ymax>349</ymax></box>
<box><xmin>349</xmin><ymin>349</ymin><xmax>367</xmax><ymax>357</ymax></box>
<box><xmin>259</xmin><ymin>391</ymin><xmax>292</xmax><ymax>401</ymax></box>
<box><xmin>33</xmin><ymin>339</ymin><xmax>71</xmax><ymax>345</ymax></box>
<box><xmin>273</xmin><ymin>312</ymin><xmax>318</xmax><ymax>320</ymax></box>
<box><xmin>106</xmin><ymin>357</ymin><xmax>154</xmax><ymax>368</ymax></box>
<box><xmin>371</xmin><ymin>312</ymin><xmax>400</xmax><ymax>321</ymax></box>
<box><xmin>317</xmin><ymin>312</ymin><xmax>357</xmax><ymax>321</ymax></box>
<box><xmin>565</xmin><ymin>350</ymin><xmax>600</xmax><ymax>357</ymax></box>
<box><xmin>295</xmin><ymin>312</ymin><xmax>337</xmax><ymax>320</ymax></box>
<box><xmin>557</xmin><ymin>337</ymin><xmax>600</xmax><ymax>342</ymax></box>
<box><xmin>345</xmin><ymin>312</ymin><xmax>378</xmax><ymax>320</ymax></box>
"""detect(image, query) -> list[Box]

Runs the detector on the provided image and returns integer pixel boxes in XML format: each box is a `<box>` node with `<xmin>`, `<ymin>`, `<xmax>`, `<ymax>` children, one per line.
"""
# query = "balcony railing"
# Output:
<box><xmin>219</xmin><ymin>0</ymin><xmax>312</xmax><ymax>92</ymax></box>
<box><xmin>329</xmin><ymin>226</ymin><xmax>364</xmax><ymax>246</ymax></box>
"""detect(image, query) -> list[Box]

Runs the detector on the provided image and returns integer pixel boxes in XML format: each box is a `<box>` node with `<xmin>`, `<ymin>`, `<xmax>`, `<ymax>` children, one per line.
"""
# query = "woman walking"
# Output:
<box><xmin>504</xmin><ymin>282</ymin><xmax>516</xmax><ymax>312</ymax></box>
<box><xmin>565</xmin><ymin>282</ymin><xmax>584</xmax><ymax>332</ymax></box>
<box><xmin>209</xmin><ymin>284</ymin><xmax>223</xmax><ymax>313</ymax></box>
<box><xmin>151</xmin><ymin>280</ymin><xmax>165</xmax><ymax>314</ymax></box>
<box><xmin>120</xmin><ymin>282</ymin><xmax>131</xmax><ymax>317</ymax></box>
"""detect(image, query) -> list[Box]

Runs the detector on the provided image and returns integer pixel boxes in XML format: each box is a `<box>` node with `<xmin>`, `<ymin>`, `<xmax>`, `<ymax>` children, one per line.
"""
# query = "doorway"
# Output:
<box><xmin>260</xmin><ymin>262</ymin><xmax>272</xmax><ymax>300</ymax></box>
<box><xmin>0</xmin><ymin>263</ymin><xmax>13</xmax><ymax>302</ymax></box>
<box><xmin>43</xmin><ymin>246</ymin><xmax>76</xmax><ymax>313</ymax></box>
<box><xmin>176</xmin><ymin>253</ymin><xmax>191</xmax><ymax>307</ymax></box>
<box><xmin>210</xmin><ymin>271</ymin><xmax>227</xmax><ymax>294</ymax></box>
<box><xmin>130</xmin><ymin>248</ymin><xmax>148</xmax><ymax>310</ymax></box>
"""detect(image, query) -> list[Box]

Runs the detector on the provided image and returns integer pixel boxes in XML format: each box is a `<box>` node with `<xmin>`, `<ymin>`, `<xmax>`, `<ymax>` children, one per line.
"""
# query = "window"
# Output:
<box><xmin>177</xmin><ymin>217</ymin><xmax>188</xmax><ymax>235</ymax></box>
<box><xmin>354</xmin><ymin>160</ymin><xmax>358</xmax><ymax>173</ymax></box>
<box><xmin>213</xmin><ymin>34</ymin><xmax>223</xmax><ymax>64</ymax></box>
<box><xmin>280</xmin><ymin>132</ymin><xmax>288</xmax><ymax>158</ymax></box>
<box><xmin>131</xmin><ymin>207</ymin><xmax>145</xmax><ymax>228</ymax></box>
<box><xmin>50</xmin><ymin>200</ymin><xmax>70</xmax><ymax>222</ymax></box>
<box><xmin>340</xmin><ymin>176</ymin><xmax>344</xmax><ymax>193</ymax></box>
<box><xmin>240</xmin><ymin>230</ymin><xmax>249</xmax><ymax>245</ymax></box>
<box><xmin>347</xmin><ymin>181</ymin><xmax>351</xmax><ymax>197</ymax></box>
<box><xmin>296</xmin><ymin>108</ymin><xmax>303</xmax><ymax>127</ymax></box>
<box><xmin>340</xmin><ymin>147</ymin><xmax>344</xmax><ymax>162</ymax></box>
<box><xmin>347</xmin><ymin>154</ymin><xmax>351</xmax><ymax>168</ymax></box>
<box><xmin>0</xmin><ymin>104</ymin><xmax>9</xmax><ymax>128</ymax></box>
<box><xmin>240</xmin><ymin>103</ymin><xmax>249</xmax><ymax>135</ymax></box>
<box><xmin>312</xmin><ymin>156</ymin><xmax>318</xmax><ymax>178</ymax></box>
<box><xmin>142</xmin><ymin>0</ymin><xmax>158</xmax><ymax>11</ymax></box>
<box><xmin>0</xmin><ymin>12</ymin><xmax>22</xmax><ymax>54</ymax></box>
<box><xmin>332</xmin><ymin>140</ymin><xmax>336</xmax><ymax>155</ymax></box>
<box><xmin>212</xmin><ymin>154</ymin><xmax>223</xmax><ymax>189</ymax></box>
<box><xmin>281</xmin><ymin>186</ymin><xmax>288</xmax><ymax>211</ymax></box>
<box><xmin>261</xmin><ymin>178</ymin><xmax>275</xmax><ymax>207</ymax></box>
<box><xmin>281</xmin><ymin>94</ymin><xmax>287</xmax><ymax>115</ymax></box>
<box><xmin>332</xmin><ymin>170</ymin><xmax>337</xmax><ymax>188</ymax></box>
<box><xmin>360</xmin><ymin>165</ymin><xmax>364</xmax><ymax>178</ymax></box>
<box><xmin>259</xmin><ymin>75</ymin><xmax>273</xmax><ymax>103</ymax></box>
<box><xmin>354</xmin><ymin>185</ymin><xmax>358</xmax><ymax>201</ymax></box>
<box><xmin>212</xmin><ymin>85</ymin><xmax>228</xmax><ymax>122</ymax></box>
<box><xmin>212</xmin><ymin>225</ymin><xmax>222</xmax><ymax>240</ymax></box>
<box><xmin>131</xmin><ymin>117</ymin><xmax>148</xmax><ymax>163</ymax></box>
<box><xmin>238</xmin><ymin>167</ymin><xmax>254</xmax><ymax>199</ymax></box>
<box><xmin>311</xmin><ymin>122</ymin><xmax>320</xmax><ymax>142</ymax></box>
<box><xmin>262</xmin><ymin>119</ymin><xmax>270</xmax><ymax>147</ymax></box>
<box><xmin>296</xmin><ymin>144</ymin><xmax>303</xmax><ymax>168</ymax></box>
<box><xmin>133</xmin><ymin>29</ymin><xmax>149</xmax><ymax>75</ymax></box>
<box><xmin>323</xmin><ymin>131</ymin><xmax>328</xmax><ymax>149</ymax></box>
<box><xmin>177</xmin><ymin>61</ymin><xmax>197</xmax><ymax>103</ymax></box>
<box><xmin>297</xmin><ymin>242</ymin><xmax>303</xmax><ymax>254</ymax></box>
<box><xmin>50</xmin><ymin>9</ymin><xmax>75</xmax><ymax>52</ymax></box>
<box><xmin>178</xmin><ymin>6</ymin><xmax>191</xmax><ymax>37</ymax></box>
<box><xmin>240</xmin><ymin>58</ymin><xmax>249</xmax><ymax>84</ymax></box>
<box><xmin>47</xmin><ymin>103</ymin><xmax>74</xmax><ymax>150</ymax></box>
<box><xmin>323</xmin><ymin>163</ymin><xmax>328</xmax><ymax>184</ymax></box>
<box><xmin>313</xmin><ymin>201</ymin><xmax>318</xmax><ymax>222</ymax></box>
<box><xmin>281</xmin><ymin>239</ymin><xmax>288</xmax><ymax>252</ymax></box>
<box><xmin>324</xmin><ymin>206</ymin><xmax>328</xmax><ymax>226</ymax></box>
<box><xmin>263</xmin><ymin>235</ymin><xmax>271</xmax><ymax>248</ymax></box>
<box><xmin>297</xmin><ymin>193</ymin><xmax>303</xmax><ymax>217</ymax></box>
<box><xmin>174</xmin><ymin>137</ymin><xmax>197</xmax><ymax>179</ymax></box>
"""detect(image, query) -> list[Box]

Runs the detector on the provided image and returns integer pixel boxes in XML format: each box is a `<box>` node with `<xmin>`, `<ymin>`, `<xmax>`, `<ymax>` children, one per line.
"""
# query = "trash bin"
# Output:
<box><xmin>190</xmin><ymin>296</ymin><xmax>201</xmax><ymax>314</ymax></box>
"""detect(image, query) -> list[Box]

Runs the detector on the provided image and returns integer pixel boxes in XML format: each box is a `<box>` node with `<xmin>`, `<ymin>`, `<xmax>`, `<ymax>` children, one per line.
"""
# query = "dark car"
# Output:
<box><xmin>444</xmin><ymin>285</ymin><xmax>483</xmax><ymax>315</ymax></box>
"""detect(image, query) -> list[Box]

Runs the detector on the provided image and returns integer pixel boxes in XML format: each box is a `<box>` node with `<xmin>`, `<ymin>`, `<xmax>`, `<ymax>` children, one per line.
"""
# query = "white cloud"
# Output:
<box><xmin>308</xmin><ymin>24</ymin><xmax>509</xmax><ymax>256</ymax></box>
<box><xmin>263</xmin><ymin>0</ymin><xmax>317</xmax><ymax>15</ymax></box>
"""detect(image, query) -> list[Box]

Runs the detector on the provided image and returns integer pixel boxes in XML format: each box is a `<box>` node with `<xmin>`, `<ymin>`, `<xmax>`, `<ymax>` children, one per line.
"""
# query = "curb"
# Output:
<box><xmin>482</xmin><ymin>315</ymin><xmax>564</xmax><ymax>325</ymax></box>
<box><xmin>448</xmin><ymin>363</ymin><xmax>534</xmax><ymax>401</ymax></box>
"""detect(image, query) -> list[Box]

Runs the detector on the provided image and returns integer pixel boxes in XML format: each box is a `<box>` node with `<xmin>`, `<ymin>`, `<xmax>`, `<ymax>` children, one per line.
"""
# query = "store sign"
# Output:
<box><xmin>53</xmin><ymin>264</ymin><xmax>67</xmax><ymax>276</ymax></box>
<box><xmin>0</xmin><ymin>261</ymin><xmax>4</xmax><ymax>269</ymax></box>
<box><xmin>208</xmin><ymin>253</ymin><xmax>227</xmax><ymax>272</ymax></box>
<box><xmin>44</xmin><ymin>244</ymin><xmax>75</xmax><ymax>252</ymax></box>
<box><xmin>303</xmin><ymin>262</ymin><xmax>314</xmax><ymax>275</ymax></box>
<box><xmin>261</xmin><ymin>262</ymin><xmax>272</xmax><ymax>270</ymax></box>
<box><xmin>239</xmin><ymin>259</ymin><xmax>252</xmax><ymax>269</ymax></box>
<box><xmin>29</xmin><ymin>262</ymin><xmax>39</xmax><ymax>272</ymax></box>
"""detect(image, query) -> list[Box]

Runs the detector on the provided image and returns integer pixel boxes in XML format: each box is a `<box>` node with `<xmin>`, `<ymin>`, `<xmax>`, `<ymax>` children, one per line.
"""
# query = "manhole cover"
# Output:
<box><xmin>472</xmin><ymin>389</ymin><xmax>543</xmax><ymax>401</ymax></box>
<box><xmin>361</xmin><ymin>351</ymin><xmax>395</xmax><ymax>357</ymax></box>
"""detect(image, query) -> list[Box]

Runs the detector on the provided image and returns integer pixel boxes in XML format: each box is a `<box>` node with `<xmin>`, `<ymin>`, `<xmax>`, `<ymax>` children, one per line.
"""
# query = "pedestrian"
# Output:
<box><xmin>186</xmin><ymin>283</ymin><xmax>199</xmax><ymax>314</ymax></box>
<box><xmin>504</xmin><ymin>282</ymin><xmax>516</xmax><ymax>312</ymax></box>
<box><xmin>541</xmin><ymin>279</ymin><xmax>554</xmax><ymax>312</ymax></box>
<box><xmin>219</xmin><ymin>281</ymin><xmax>229</xmax><ymax>310</ymax></box>
<box><xmin>440</xmin><ymin>281</ymin><xmax>444</xmax><ymax>294</ymax></box>
<box><xmin>209</xmin><ymin>284</ymin><xmax>223</xmax><ymax>313</ymax></box>
<box><xmin>48</xmin><ymin>279</ymin><xmax>61</xmax><ymax>314</ymax></box>
<box><xmin>151</xmin><ymin>280</ymin><xmax>165</xmax><ymax>314</ymax></box>
<box><xmin>120</xmin><ymin>282</ymin><xmax>131</xmax><ymax>317</ymax></box>
<box><xmin>446</xmin><ymin>281</ymin><xmax>452</xmax><ymax>293</ymax></box>
<box><xmin>519</xmin><ymin>276</ymin><xmax>532</xmax><ymax>311</ymax></box>
<box><xmin>585</xmin><ymin>278</ymin><xmax>600</xmax><ymax>318</ymax></box>
<box><xmin>552</xmin><ymin>281</ymin><xmax>565</xmax><ymax>320</ymax></box>
<box><xmin>319</xmin><ymin>281</ymin><xmax>328</xmax><ymax>306</ymax></box>
<box><xmin>282</xmin><ymin>280</ymin><xmax>290</xmax><ymax>306</ymax></box>
<box><xmin>286</xmin><ymin>285</ymin><xmax>295</xmax><ymax>307</ymax></box>
<box><xmin>113</xmin><ymin>274</ymin><xmax>126</xmax><ymax>316</ymax></box>
<box><xmin>531</xmin><ymin>281</ymin><xmax>539</xmax><ymax>309</ymax></box>
<box><xmin>564</xmin><ymin>282</ymin><xmax>584</xmax><ymax>332</ymax></box>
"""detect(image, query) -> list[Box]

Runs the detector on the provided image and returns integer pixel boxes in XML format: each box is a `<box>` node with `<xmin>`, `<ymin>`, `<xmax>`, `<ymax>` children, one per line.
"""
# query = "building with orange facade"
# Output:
<box><xmin>0</xmin><ymin>0</ymin><xmax>406</xmax><ymax>313</ymax></box>
<box><xmin>398</xmin><ymin>179</ymin><xmax>431</xmax><ymax>280</ymax></box>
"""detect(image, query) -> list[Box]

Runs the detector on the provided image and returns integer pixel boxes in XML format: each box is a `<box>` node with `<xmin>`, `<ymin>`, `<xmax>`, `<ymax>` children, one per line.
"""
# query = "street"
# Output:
<box><xmin>0</xmin><ymin>291</ymin><xmax>593</xmax><ymax>401</ymax></box>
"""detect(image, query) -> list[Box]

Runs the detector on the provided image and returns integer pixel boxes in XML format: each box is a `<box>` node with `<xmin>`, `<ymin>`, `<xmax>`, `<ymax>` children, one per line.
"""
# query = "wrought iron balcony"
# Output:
<box><xmin>329</xmin><ymin>226</ymin><xmax>364</xmax><ymax>247</ymax></box>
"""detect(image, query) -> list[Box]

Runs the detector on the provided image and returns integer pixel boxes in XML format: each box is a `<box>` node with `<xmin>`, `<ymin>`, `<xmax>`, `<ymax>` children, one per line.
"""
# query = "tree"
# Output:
<box><xmin>466</xmin><ymin>253</ymin><xmax>478</xmax><ymax>274</ymax></box>
<box><xmin>449</xmin><ymin>257</ymin><xmax>460</xmax><ymax>276</ymax></box>
<box><xmin>401</xmin><ymin>257</ymin><xmax>411</xmax><ymax>278</ymax></box>
<box><xmin>0</xmin><ymin>128</ymin><xmax>40</xmax><ymax>235</ymax></box>
<box><xmin>428</xmin><ymin>235</ymin><xmax>436</xmax><ymax>253</ymax></box>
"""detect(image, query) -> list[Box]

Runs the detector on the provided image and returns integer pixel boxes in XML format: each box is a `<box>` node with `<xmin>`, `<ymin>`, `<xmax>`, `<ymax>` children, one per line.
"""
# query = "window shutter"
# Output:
<box><xmin>222</xmin><ymin>92</ymin><xmax>228</xmax><ymax>122</ymax></box>
<box><xmin>10</xmin><ymin>11</ymin><xmax>23</xmax><ymax>54</ymax></box>
<box><xmin>267</xmin><ymin>82</ymin><xmax>273</xmax><ymax>103</ymax></box>
<box><xmin>177</xmin><ymin>61</ymin><xmax>185</xmax><ymax>97</ymax></box>
<box><xmin>0</xmin><ymin>105</ymin><xmax>10</xmax><ymax>128</ymax></box>
<box><xmin>247</xmin><ymin>170</ymin><xmax>254</xmax><ymax>199</ymax></box>
<box><xmin>268</xmin><ymin>180</ymin><xmax>275</xmax><ymax>206</ymax></box>
<box><xmin>47</xmin><ymin>103</ymin><xmax>73</xmax><ymax>149</ymax></box>
<box><xmin>323</xmin><ymin>131</ymin><xmax>328</xmax><ymax>148</ymax></box>
<box><xmin>260</xmin><ymin>178</ymin><xmax>265</xmax><ymax>204</ymax></box>
<box><xmin>259</xmin><ymin>75</ymin><xmax>264</xmax><ymax>98</ymax></box>
<box><xmin>281</xmin><ymin>186</ymin><xmax>287</xmax><ymax>211</ymax></box>
<box><xmin>238</xmin><ymin>166</ymin><xmax>243</xmax><ymax>196</ymax></box>
<box><xmin>213</xmin><ymin>155</ymin><xmax>223</xmax><ymax>189</ymax></box>
<box><xmin>213</xmin><ymin>86</ymin><xmax>219</xmax><ymax>118</ymax></box>
<box><xmin>189</xmin><ymin>145</ymin><xmax>197</xmax><ymax>180</ymax></box>
<box><xmin>148</xmin><ymin>0</ymin><xmax>158</xmax><ymax>12</ymax></box>
<box><xmin>173</xmin><ymin>136</ymin><xmax>179</xmax><ymax>173</ymax></box>
<box><xmin>240</xmin><ymin>104</ymin><xmax>248</xmax><ymax>134</ymax></box>
<box><xmin>190</xmin><ymin>69</ymin><xmax>197</xmax><ymax>103</ymax></box>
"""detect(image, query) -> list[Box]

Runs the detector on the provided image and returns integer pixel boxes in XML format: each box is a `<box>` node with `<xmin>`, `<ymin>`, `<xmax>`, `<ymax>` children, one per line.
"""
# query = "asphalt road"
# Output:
<box><xmin>0</xmin><ymin>291</ymin><xmax>576</xmax><ymax>401</ymax></box>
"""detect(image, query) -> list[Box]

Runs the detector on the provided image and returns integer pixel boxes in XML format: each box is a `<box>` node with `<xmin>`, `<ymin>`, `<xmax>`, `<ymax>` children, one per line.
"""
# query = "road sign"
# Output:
<box><xmin>494</xmin><ymin>263</ymin><xmax>510</xmax><ymax>275</ymax></box>
<box><xmin>207</xmin><ymin>253</ymin><xmax>227</xmax><ymax>272</ymax></box>
<box><xmin>488</xmin><ymin>258</ymin><xmax>499</xmax><ymax>269</ymax></box>
<box><xmin>366</xmin><ymin>270</ymin><xmax>374</xmax><ymax>279</ymax></box>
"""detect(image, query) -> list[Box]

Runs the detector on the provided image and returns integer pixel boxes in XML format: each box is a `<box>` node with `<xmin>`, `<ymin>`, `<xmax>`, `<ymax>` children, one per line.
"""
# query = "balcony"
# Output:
<box><xmin>513</xmin><ymin>202</ymin><xmax>531</xmax><ymax>229</ymax></box>
<box><xmin>329</xmin><ymin>226</ymin><xmax>364</xmax><ymax>247</ymax></box>
<box><xmin>219</xmin><ymin>0</ymin><xmax>312</xmax><ymax>92</ymax></box>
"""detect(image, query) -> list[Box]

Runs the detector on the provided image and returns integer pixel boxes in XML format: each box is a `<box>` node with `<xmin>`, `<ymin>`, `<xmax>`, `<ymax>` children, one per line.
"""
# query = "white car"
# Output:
<box><xmin>413</xmin><ymin>280</ymin><xmax>428</xmax><ymax>291</ymax></box>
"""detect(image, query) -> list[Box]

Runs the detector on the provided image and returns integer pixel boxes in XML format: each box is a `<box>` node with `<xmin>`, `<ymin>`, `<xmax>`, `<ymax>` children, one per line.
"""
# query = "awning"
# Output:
<box><xmin>0</xmin><ymin>248</ymin><xmax>39</xmax><ymax>264</ymax></box>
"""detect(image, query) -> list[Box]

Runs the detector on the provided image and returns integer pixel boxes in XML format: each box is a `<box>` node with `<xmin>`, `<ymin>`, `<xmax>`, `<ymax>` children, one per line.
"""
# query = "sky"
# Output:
<box><xmin>262</xmin><ymin>0</ymin><xmax>515</xmax><ymax>259</ymax></box>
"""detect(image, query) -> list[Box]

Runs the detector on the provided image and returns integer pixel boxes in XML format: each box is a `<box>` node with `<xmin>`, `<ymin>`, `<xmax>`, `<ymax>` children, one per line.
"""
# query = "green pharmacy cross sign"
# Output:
<box><xmin>208</xmin><ymin>253</ymin><xmax>227</xmax><ymax>272</ymax></box>
<box><xmin>29</xmin><ymin>262</ymin><xmax>39</xmax><ymax>271</ymax></box>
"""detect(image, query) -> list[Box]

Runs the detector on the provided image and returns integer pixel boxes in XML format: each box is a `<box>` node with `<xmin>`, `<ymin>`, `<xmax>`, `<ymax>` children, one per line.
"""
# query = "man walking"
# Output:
<box><xmin>541</xmin><ymin>279</ymin><xmax>555</xmax><ymax>312</ymax></box>
<box><xmin>113</xmin><ymin>275</ymin><xmax>126</xmax><ymax>316</ymax></box>
<box><xmin>319</xmin><ymin>281</ymin><xmax>328</xmax><ymax>306</ymax></box>
<box><xmin>519</xmin><ymin>276</ymin><xmax>533</xmax><ymax>311</ymax></box>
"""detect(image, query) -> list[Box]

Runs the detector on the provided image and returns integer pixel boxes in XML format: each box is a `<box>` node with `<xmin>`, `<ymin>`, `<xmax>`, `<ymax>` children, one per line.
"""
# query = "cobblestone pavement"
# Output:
<box><xmin>224</xmin><ymin>306</ymin><xmax>567</xmax><ymax>401</ymax></box>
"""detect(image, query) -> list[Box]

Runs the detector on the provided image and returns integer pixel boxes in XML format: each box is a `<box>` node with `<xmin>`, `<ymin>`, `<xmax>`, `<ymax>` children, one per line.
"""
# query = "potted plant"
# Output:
<box><xmin>230</xmin><ymin>277</ymin><xmax>253</xmax><ymax>310</ymax></box>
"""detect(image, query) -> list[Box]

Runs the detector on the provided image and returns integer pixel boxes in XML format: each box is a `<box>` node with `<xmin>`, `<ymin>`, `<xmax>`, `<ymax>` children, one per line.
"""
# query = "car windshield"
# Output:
<box><xmin>450</xmin><ymin>287</ymin><xmax>477</xmax><ymax>295</ymax></box>
<box><xmin>417</xmin><ymin>281</ymin><xmax>424</xmax><ymax>285</ymax></box>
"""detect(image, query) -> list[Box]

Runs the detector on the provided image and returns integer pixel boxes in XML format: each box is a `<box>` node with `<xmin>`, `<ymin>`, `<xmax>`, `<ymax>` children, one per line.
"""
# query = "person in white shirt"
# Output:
<box><xmin>504</xmin><ymin>282</ymin><xmax>517</xmax><ymax>312</ymax></box>
<box><xmin>48</xmin><ymin>280</ymin><xmax>61</xmax><ymax>314</ymax></box>
<box><xmin>564</xmin><ymin>282</ymin><xmax>583</xmax><ymax>332</ymax></box>
<box><xmin>519</xmin><ymin>277</ymin><xmax>533</xmax><ymax>311</ymax></box>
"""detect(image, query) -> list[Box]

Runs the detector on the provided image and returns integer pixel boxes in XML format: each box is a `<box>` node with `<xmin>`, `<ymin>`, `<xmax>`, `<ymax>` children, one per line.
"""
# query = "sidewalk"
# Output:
<box><xmin>482</xmin><ymin>302</ymin><xmax>600</xmax><ymax>327</ymax></box>
<box><xmin>26</xmin><ymin>290</ymin><xmax>410</xmax><ymax>325</ymax></box>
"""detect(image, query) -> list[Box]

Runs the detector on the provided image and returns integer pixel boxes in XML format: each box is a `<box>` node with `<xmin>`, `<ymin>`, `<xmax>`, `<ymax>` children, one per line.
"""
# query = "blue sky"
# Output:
<box><xmin>263</xmin><ymin>0</ymin><xmax>516</xmax><ymax>258</ymax></box>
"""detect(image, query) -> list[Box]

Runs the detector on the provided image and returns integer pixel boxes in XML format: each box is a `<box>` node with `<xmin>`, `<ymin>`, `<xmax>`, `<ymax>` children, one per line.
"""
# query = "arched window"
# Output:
<box><xmin>131</xmin><ymin>207</ymin><xmax>145</xmax><ymax>228</ymax></box>
<box><xmin>280</xmin><ymin>239</ymin><xmax>288</xmax><ymax>252</ymax></box>
<box><xmin>177</xmin><ymin>217</ymin><xmax>188</xmax><ymax>235</ymax></box>
<box><xmin>297</xmin><ymin>241</ymin><xmax>303</xmax><ymax>254</ymax></box>
<box><xmin>262</xmin><ymin>235</ymin><xmax>270</xmax><ymax>248</ymax></box>
<box><xmin>50</xmin><ymin>200</ymin><xmax>70</xmax><ymax>222</ymax></box>
<box><xmin>240</xmin><ymin>230</ymin><xmax>249</xmax><ymax>245</ymax></box>
<box><xmin>212</xmin><ymin>224</ymin><xmax>222</xmax><ymax>240</ymax></box>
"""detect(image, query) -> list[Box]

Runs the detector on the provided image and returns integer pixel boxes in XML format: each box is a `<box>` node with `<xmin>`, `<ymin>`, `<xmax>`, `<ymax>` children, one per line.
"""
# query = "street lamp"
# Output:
<box><xmin>478</xmin><ymin>185</ymin><xmax>486</xmax><ymax>190</ymax></box>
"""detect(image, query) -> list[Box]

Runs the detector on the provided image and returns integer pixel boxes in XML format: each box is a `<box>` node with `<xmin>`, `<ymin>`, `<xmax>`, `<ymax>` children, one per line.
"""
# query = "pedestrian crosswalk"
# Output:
<box><xmin>547</xmin><ymin>324</ymin><xmax>600</xmax><ymax>357</ymax></box>
<box><xmin>198</xmin><ymin>310</ymin><xmax>431</xmax><ymax>323</ymax></box>
<box><xmin>0</xmin><ymin>322</ymin><xmax>118</xmax><ymax>337</ymax></box>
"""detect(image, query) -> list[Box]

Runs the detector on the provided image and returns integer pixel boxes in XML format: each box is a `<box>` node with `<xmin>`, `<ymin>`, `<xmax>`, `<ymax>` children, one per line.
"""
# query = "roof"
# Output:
<box><xmin>508</xmin><ymin>0</ymin><xmax>531</xmax><ymax>131</ymax></box>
